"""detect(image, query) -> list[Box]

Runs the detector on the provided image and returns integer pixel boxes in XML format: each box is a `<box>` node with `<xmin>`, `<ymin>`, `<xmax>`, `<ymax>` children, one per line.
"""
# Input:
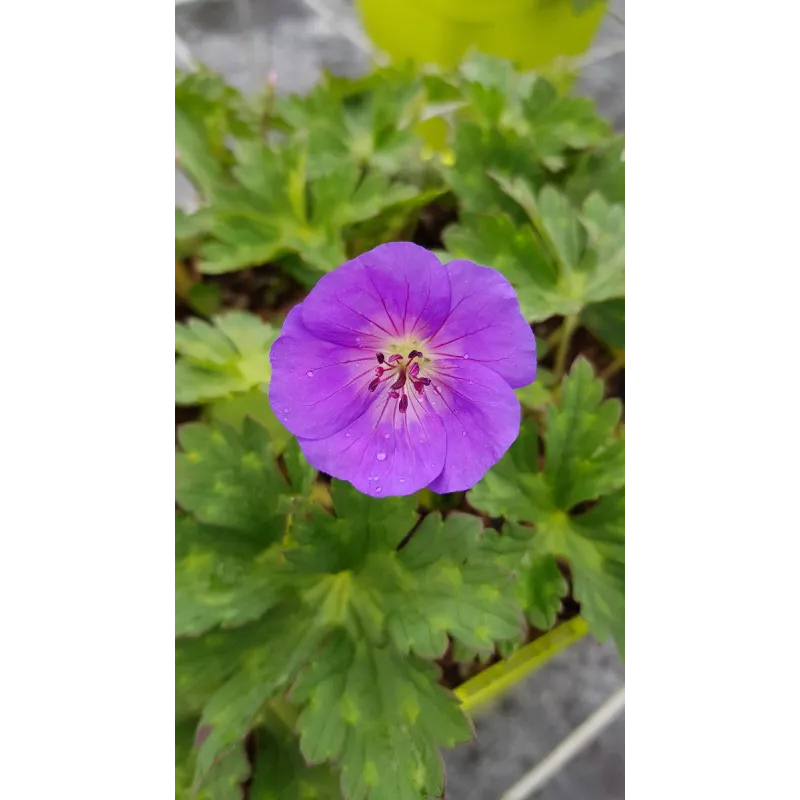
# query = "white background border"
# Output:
<box><xmin>1</xmin><ymin>0</ymin><xmax>799</xmax><ymax>797</ymax></box>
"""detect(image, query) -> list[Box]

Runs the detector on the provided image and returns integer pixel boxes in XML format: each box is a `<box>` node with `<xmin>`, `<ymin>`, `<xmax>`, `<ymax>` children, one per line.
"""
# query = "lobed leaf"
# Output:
<box><xmin>175</xmin><ymin>418</ymin><xmax>301</xmax><ymax>543</ymax></box>
<box><xmin>293</xmin><ymin>632</ymin><xmax>472</xmax><ymax>800</ymax></box>
<box><xmin>175</xmin><ymin>514</ymin><xmax>286</xmax><ymax>637</ymax></box>
<box><xmin>386</xmin><ymin>513</ymin><xmax>524</xmax><ymax>657</ymax></box>
<box><xmin>248</xmin><ymin>720</ymin><xmax>343</xmax><ymax>799</ymax></box>
<box><xmin>192</xmin><ymin>606</ymin><xmax>330</xmax><ymax>792</ymax></box>
<box><xmin>446</xmin><ymin>184</ymin><xmax>624</xmax><ymax>322</ymax></box>
<box><xmin>176</xmin><ymin>718</ymin><xmax>250</xmax><ymax>800</ymax></box>
<box><xmin>469</xmin><ymin>359</ymin><xmax>624</xmax><ymax>654</ymax></box>
<box><xmin>175</xmin><ymin>311</ymin><xmax>278</xmax><ymax>406</ymax></box>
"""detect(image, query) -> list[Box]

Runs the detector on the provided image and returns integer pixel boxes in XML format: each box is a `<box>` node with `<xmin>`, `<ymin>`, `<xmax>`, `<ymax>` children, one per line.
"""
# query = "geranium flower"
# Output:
<box><xmin>269</xmin><ymin>243</ymin><xmax>536</xmax><ymax>496</ymax></box>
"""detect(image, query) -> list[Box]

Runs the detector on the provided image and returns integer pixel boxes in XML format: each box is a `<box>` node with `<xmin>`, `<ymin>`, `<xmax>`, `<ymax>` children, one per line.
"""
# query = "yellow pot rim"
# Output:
<box><xmin>455</xmin><ymin>616</ymin><xmax>590</xmax><ymax>714</ymax></box>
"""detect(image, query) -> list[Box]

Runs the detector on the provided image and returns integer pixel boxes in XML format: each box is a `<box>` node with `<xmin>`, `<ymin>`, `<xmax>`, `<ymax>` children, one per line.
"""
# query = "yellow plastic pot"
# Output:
<box><xmin>456</xmin><ymin>616</ymin><xmax>589</xmax><ymax>715</ymax></box>
<box><xmin>355</xmin><ymin>0</ymin><xmax>607</xmax><ymax>76</ymax></box>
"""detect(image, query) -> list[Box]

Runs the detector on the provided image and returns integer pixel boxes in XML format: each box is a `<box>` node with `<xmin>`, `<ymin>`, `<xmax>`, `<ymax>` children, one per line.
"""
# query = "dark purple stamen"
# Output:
<box><xmin>369</xmin><ymin>349</ymin><xmax>430</xmax><ymax>409</ymax></box>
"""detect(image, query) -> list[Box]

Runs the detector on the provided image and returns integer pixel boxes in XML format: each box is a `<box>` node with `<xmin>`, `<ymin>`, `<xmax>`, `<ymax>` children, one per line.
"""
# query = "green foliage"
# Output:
<box><xmin>272</xmin><ymin>71</ymin><xmax>426</xmax><ymax>178</ymax></box>
<box><xmin>293</xmin><ymin>631</ymin><xmax>471</xmax><ymax>800</ymax></box>
<box><xmin>581</xmin><ymin>297</ymin><xmax>625</xmax><ymax>351</ymax></box>
<box><xmin>470</xmin><ymin>359</ymin><xmax>625</xmax><ymax>656</ymax></box>
<box><xmin>174</xmin><ymin>52</ymin><xmax>625</xmax><ymax>800</ymax></box>
<box><xmin>445</xmin><ymin>185</ymin><xmax>624</xmax><ymax>322</ymax></box>
<box><xmin>175</xmin><ymin>66</ymin><xmax>441</xmax><ymax>284</ymax></box>
<box><xmin>175</xmin><ymin>311</ymin><xmax>278</xmax><ymax>405</ymax></box>
<box><xmin>443</xmin><ymin>67</ymin><xmax>613</xmax><ymax>218</ymax></box>
<box><xmin>516</xmin><ymin>367</ymin><xmax>556</xmax><ymax>411</ymax></box>
<box><xmin>175</xmin><ymin>418</ymin><xmax>305</xmax><ymax>538</ymax></box>
<box><xmin>175</xmin><ymin>419</ymin><xmax>523</xmax><ymax>799</ymax></box>
<box><xmin>176</xmin><ymin>718</ymin><xmax>250</xmax><ymax>800</ymax></box>
<box><xmin>249</xmin><ymin>719</ymin><xmax>343</xmax><ymax>799</ymax></box>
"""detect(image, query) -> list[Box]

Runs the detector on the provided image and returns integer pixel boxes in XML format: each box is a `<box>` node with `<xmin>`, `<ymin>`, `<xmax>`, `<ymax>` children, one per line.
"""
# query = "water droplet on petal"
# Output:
<box><xmin>356</xmin><ymin>336</ymin><xmax>362</xmax><ymax>342</ymax></box>
<box><xmin>283</xmin><ymin>408</ymin><xmax>289</xmax><ymax>413</ymax></box>
<box><xmin>375</xmin><ymin>486</ymin><xmax>382</xmax><ymax>493</ymax></box>
<box><xmin>283</xmin><ymin>417</ymin><xmax>288</xmax><ymax>422</ymax></box>
<box><xmin>399</xmin><ymin>478</ymin><xmax>405</xmax><ymax>484</ymax></box>
<box><xmin>463</xmin><ymin>353</ymin><xmax>470</xmax><ymax>359</ymax></box>
<box><xmin>383</xmin><ymin>433</ymin><xmax>390</xmax><ymax>439</ymax></box>
<box><xmin>376</xmin><ymin>452</ymin><xmax>387</xmax><ymax>461</ymax></box>
<box><xmin>345</xmin><ymin>432</ymin><xmax>351</xmax><ymax>438</ymax></box>
<box><xmin>462</xmin><ymin>431</ymin><xmax>467</xmax><ymax>436</ymax></box>
<box><xmin>306</xmin><ymin>370</ymin><xmax>314</xmax><ymax>377</ymax></box>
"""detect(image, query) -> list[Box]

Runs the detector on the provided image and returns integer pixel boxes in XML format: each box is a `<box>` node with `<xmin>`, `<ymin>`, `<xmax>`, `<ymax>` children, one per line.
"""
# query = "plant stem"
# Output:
<box><xmin>553</xmin><ymin>314</ymin><xmax>579</xmax><ymax>383</ymax></box>
<box><xmin>599</xmin><ymin>352</ymin><xmax>625</xmax><ymax>382</ymax></box>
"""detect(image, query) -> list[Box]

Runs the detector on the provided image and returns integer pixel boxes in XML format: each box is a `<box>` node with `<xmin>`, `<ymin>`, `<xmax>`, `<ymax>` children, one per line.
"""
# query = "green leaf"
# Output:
<box><xmin>386</xmin><ymin>513</ymin><xmax>524</xmax><ymax>657</ymax></box>
<box><xmin>175</xmin><ymin>514</ymin><xmax>285</xmax><ymax>637</ymax></box>
<box><xmin>518</xmin><ymin>549</ymin><xmax>568</xmax><ymax>630</ymax></box>
<box><xmin>175</xmin><ymin>418</ymin><xmax>297</xmax><ymax>542</ymax></box>
<box><xmin>286</xmin><ymin>499</ymin><xmax>522</xmax><ymax>657</ymax></box>
<box><xmin>578</xmin><ymin>192</ymin><xmax>625</xmax><ymax>301</ymax></box>
<box><xmin>563</xmin><ymin>490</ymin><xmax>625</xmax><ymax>656</ymax></box>
<box><xmin>193</xmin><ymin>605</ymin><xmax>330</xmax><ymax>791</ymax></box>
<box><xmin>281</xmin><ymin>439</ymin><xmax>317</xmax><ymax>498</ymax></box>
<box><xmin>565</xmin><ymin>137</ymin><xmax>626</xmax><ymax>205</ymax></box>
<box><xmin>176</xmin><ymin>207</ymin><xmax>214</xmax><ymax>259</ymax></box>
<box><xmin>446</xmin><ymin>123</ymin><xmax>546</xmax><ymax>221</ymax></box>
<box><xmin>273</xmin><ymin>74</ymin><xmax>425</xmax><ymax>178</ymax></box>
<box><xmin>176</xmin><ymin>619</ymin><xmax>273</xmax><ymax>721</ymax></box>
<box><xmin>196</xmin><ymin>137</ymin><xmax>427</xmax><ymax>279</ymax></box>
<box><xmin>293</xmin><ymin>632</ymin><xmax>472</xmax><ymax>800</ymax></box>
<box><xmin>466</xmin><ymin>422</ymin><xmax>541</xmax><ymax>521</ymax></box>
<box><xmin>208</xmin><ymin>388</ymin><xmax>292</xmax><ymax>455</ymax></box>
<box><xmin>175</xmin><ymin>69</ymin><xmax>258</xmax><ymax>197</ymax></box>
<box><xmin>448</xmin><ymin>184</ymin><xmax>624</xmax><ymax>321</ymax></box>
<box><xmin>515</xmin><ymin>368</ymin><xmax>555</xmax><ymax>410</ymax></box>
<box><xmin>249</xmin><ymin>721</ymin><xmax>343</xmax><ymax>800</ymax></box>
<box><xmin>330</xmin><ymin>479</ymin><xmax>418</xmax><ymax>553</ymax></box>
<box><xmin>186</xmin><ymin>283</ymin><xmax>223</xmax><ymax>317</ymax></box>
<box><xmin>469</xmin><ymin>359</ymin><xmax>624</xmax><ymax>654</ymax></box>
<box><xmin>519</xmin><ymin>77</ymin><xmax>612</xmax><ymax>170</ymax></box>
<box><xmin>477</xmin><ymin>521</ymin><xmax>567</xmax><ymax>630</ymax></box>
<box><xmin>444</xmin><ymin>213</ymin><xmax>567</xmax><ymax>321</ymax></box>
<box><xmin>581</xmin><ymin>298</ymin><xmax>625</xmax><ymax>351</ymax></box>
<box><xmin>544</xmin><ymin>358</ymin><xmax>624</xmax><ymax>509</ymax></box>
<box><xmin>176</xmin><ymin>719</ymin><xmax>250</xmax><ymax>800</ymax></box>
<box><xmin>175</xmin><ymin>311</ymin><xmax>278</xmax><ymax>405</ymax></box>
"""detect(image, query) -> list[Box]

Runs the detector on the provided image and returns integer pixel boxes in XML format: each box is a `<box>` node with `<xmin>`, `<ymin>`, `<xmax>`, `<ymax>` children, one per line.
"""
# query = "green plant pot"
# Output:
<box><xmin>356</xmin><ymin>0</ymin><xmax>607</xmax><ymax>76</ymax></box>
<box><xmin>456</xmin><ymin>616</ymin><xmax>589</xmax><ymax>715</ymax></box>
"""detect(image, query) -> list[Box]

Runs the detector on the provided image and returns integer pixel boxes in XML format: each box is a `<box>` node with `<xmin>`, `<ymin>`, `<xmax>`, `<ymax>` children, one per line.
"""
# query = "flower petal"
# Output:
<box><xmin>298</xmin><ymin>386</ymin><xmax>446</xmax><ymax>497</ymax></box>
<box><xmin>426</xmin><ymin>259</ymin><xmax>536</xmax><ymax>389</ymax></box>
<box><xmin>268</xmin><ymin>305</ymin><xmax>379</xmax><ymax>440</ymax></box>
<box><xmin>301</xmin><ymin>243</ymin><xmax>452</xmax><ymax>348</ymax></box>
<box><xmin>425</xmin><ymin>358</ymin><xmax>521</xmax><ymax>493</ymax></box>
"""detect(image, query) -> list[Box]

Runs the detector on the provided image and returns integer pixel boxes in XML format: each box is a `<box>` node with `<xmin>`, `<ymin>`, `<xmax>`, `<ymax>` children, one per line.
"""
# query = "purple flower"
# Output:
<box><xmin>268</xmin><ymin>243</ymin><xmax>536</xmax><ymax>497</ymax></box>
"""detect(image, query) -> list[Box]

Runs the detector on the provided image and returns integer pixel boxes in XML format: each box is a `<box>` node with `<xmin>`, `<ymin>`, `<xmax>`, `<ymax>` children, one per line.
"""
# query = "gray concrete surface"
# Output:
<box><xmin>175</xmin><ymin>2</ymin><xmax>625</xmax><ymax>797</ymax></box>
